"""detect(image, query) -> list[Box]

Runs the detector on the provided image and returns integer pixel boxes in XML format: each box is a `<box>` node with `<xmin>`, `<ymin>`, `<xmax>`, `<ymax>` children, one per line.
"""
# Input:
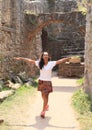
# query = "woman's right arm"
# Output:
<box><xmin>14</xmin><ymin>57</ymin><xmax>36</xmax><ymax>64</ymax></box>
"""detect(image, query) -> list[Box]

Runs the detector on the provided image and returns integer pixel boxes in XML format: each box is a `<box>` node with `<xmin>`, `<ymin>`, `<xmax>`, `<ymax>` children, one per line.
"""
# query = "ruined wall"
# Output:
<box><xmin>47</xmin><ymin>0</ymin><xmax>77</xmax><ymax>13</ymax></box>
<box><xmin>0</xmin><ymin>0</ymin><xmax>2</xmax><ymax>77</ymax></box>
<box><xmin>41</xmin><ymin>0</ymin><xmax>85</xmax><ymax>60</ymax></box>
<box><xmin>84</xmin><ymin>7</ymin><xmax>92</xmax><ymax>96</ymax></box>
<box><xmin>0</xmin><ymin>0</ymin><xmax>2</xmax><ymax>25</ymax></box>
<box><xmin>0</xmin><ymin>0</ymin><xmax>25</xmax><ymax>78</ymax></box>
<box><xmin>24</xmin><ymin>0</ymin><xmax>45</xmax><ymax>14</ymax></box>
<box><xmin>24</xmin><ymin>0</ymin><xmax>85</xmax><ymax>61</ymax></box>
<box><xmin>0</xmin><ymin>0</ymin><xmax>13</xmax><ymax>78</ymax></box>
<box><xmin>42</xmin><ymin>12</ymin><xmax>85</xmax><ymax>60</ymax></box>
<box><xmin>0</xmin><ymin>0</ymin><xmax>42</xmax><ymax>78</ymax></box>
<box><xmin>25</xmin><ymin>0</ymin><xmax>85</xmax><ymax>61</ymax></box>
<box><xmin>24</xmin><ymin>0</ymin><xmax>77</xmax><ymax>13</ymax></box>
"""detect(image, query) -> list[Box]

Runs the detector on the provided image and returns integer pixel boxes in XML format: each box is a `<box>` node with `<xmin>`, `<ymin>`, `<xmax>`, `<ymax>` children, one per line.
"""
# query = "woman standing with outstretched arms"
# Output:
<box><xmin>14</xmin><ymin>52</ymin><xmax>70</xmax><ymax>118</ymax></box>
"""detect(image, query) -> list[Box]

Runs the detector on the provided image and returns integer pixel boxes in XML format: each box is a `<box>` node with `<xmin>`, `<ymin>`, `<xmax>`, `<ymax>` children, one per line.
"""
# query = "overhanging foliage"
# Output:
<box><xmin>77</xmin><ymin>0</ymin><xmax>92</xmax><ymax>14</ymax></box>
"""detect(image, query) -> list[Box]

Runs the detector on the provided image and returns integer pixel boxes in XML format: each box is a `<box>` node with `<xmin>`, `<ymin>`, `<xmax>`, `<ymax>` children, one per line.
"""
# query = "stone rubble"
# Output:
<box><xmin>0</xmin><ymin>90</ymin><xmax>14</xmax><ymax>102</ymax></box>
<box><xmin>0</xmin><ymin>72</ymin><xmax>36</xmax><ymax>101</ymax></box>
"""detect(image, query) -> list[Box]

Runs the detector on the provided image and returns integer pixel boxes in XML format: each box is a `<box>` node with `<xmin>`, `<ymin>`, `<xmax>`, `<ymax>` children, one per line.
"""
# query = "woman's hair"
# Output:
<box><xmin>39</xmin><ymin>52</ymin><xmax>51</xmax><ymax>69</ymax></box>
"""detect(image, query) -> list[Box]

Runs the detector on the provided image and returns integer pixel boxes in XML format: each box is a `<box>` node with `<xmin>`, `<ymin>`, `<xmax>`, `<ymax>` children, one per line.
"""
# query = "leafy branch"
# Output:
<box><xmin>77</xmin><ymin>0</ymin><xmax>92</xmax><ymax>15</ymax></box>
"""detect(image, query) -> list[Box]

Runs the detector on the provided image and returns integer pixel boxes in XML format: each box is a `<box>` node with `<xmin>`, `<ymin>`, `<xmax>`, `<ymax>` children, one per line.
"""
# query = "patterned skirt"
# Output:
<box><xmin>38</xmin><ymin>80</ymin><xmax>53</xmax><ymax>94</ymax></box>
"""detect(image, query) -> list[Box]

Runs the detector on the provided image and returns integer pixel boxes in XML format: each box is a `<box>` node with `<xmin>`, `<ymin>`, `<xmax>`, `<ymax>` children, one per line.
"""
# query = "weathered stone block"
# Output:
<box><xmin>58</xmin><ymin>62</ymin><xmax>84</xmax><ymax>78</ymax></box>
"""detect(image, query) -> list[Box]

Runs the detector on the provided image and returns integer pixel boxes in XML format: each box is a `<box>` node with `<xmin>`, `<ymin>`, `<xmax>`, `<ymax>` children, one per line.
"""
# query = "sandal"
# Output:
<box><xmin>40</xmin><ymin>111</ymin><xmax>45</xmax><ymax>118</ymax></box>
<box><xmin>0</xmin><ymin>119</ymin><xmax>4</xmax><ymax>123</ymax></box>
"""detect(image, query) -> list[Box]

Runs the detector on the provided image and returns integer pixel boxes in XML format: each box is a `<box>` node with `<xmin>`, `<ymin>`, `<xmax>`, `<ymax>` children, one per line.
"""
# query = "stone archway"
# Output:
<box><xmin>27</xmin><ymin>12</ymin><xmax>85</xmax><ymax>41</ymax></box>
<box><xmin>26</xmin><ymin>11</ymin><xmax>85</xmax><ymax>61</ymax></box>
<box><xmin>20</xmin><ymin>11</ymin><xmax>85</xmax><ymax>77</ymax></box>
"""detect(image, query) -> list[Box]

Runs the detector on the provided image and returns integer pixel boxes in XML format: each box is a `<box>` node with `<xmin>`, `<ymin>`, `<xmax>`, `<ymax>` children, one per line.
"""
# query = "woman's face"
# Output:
<box><xmin>43</xmin><ymin>52</ymin><xmax>49</xmax><ymax>61</ymax></box>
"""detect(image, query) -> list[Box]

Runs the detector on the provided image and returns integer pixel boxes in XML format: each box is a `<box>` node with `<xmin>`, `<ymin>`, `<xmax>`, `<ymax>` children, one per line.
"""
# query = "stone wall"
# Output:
<box><xmin>24</xmin><ymin>0</ymin><xmax>85</xmax><ymax>61</ymax></box>
<box><xmin>24</xmin><ymin>0</ymin><xmax>77</xmax><ymax>13</ymax></box>
<box><xmin>42</xmin><ymin>12</ymin><xmax>85</xmax><ymax>60</ymax></box>
<box><xmin>24</xmin><ymin>0</ymin><xmax>44</xmax><ymax>14</ymax></box>
<box><xmin>0</xmin><ymin>0</ymin><xmax>25</xmax><ymax>78</ymax></box>
<box><xmin>84</xmin><ymin>7</ymin><xmax>92</xmax><ymax>96</ymax></box>
<box><xmin>0</xmin><ymin>0</ymin><xmax>2</xmax><ymax>26</ymax></box>
<box><xmin>58</xmin><ymin>62</ymin><xmax>84</xmax><ymax>78</ymax></box>
<box><xmin>0</xmin><ymin>0</ymin><xmax>2</xmax><ymax>78</ymax></box>
<box><xmin>47</xmin><ymin>0</ymin><xmax>77</xmax><ymax>13</ymax></box>
<box><xmin>0</xmin><ymin>0</ymin><xmax>13</xmax><ymax>78</ymax></box>
<box><xmin>0</xmin><ymin>0</ymin><xmax>42</xmax><ymax>78</ymax></box>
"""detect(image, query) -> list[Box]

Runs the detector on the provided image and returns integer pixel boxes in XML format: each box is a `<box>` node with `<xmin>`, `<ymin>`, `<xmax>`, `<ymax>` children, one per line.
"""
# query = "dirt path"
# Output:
<box><xmin>0</xmin><ymin>76</ymin><xmax>80</xmax><ymax>130</ymax></box>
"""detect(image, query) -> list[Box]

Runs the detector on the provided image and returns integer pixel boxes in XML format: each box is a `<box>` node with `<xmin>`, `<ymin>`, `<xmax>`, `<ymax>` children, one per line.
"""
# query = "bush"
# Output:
<box><xmin>77</xmin><ymin>78</ymin><xmax>84</xmax><ymax>85</ymax></box>
<box><xmin>72</xmin><ymin>89</ymin><xmax>92</xmax><ymax>114</ymax></box>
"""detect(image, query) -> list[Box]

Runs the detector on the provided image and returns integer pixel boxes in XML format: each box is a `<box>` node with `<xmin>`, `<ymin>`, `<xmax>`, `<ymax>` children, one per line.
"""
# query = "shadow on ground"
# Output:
<box><xmin>53</xmin><ymin>86</ymin><xmax>77</xmax><ymax>93</ymax></box>
<box><xmin>5</xmin><ymin>116</ymin><xmax>77</xmax><ymax>130</ymax></box>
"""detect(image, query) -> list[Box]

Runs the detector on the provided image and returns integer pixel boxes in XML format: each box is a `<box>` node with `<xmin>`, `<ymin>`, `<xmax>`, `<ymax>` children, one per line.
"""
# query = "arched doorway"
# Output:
<box><xmin>26</xmin><ymin>11</ymin><xmax>85</xmax><ymax>77</ymax></box>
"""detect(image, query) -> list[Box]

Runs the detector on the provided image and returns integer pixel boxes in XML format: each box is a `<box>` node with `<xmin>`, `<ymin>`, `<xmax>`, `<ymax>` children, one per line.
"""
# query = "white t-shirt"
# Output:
<box><xmin>35</xmin><ymin>61</ymin><xmax>56</xmax><ymax>81</ymax></box>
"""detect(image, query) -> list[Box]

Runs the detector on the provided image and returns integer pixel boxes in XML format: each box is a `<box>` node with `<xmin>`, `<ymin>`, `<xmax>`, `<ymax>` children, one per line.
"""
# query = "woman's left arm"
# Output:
<box><xmin>56</xmin><ymin>57</ymin><xmax>70</xmax><ymax>65</ymax></box>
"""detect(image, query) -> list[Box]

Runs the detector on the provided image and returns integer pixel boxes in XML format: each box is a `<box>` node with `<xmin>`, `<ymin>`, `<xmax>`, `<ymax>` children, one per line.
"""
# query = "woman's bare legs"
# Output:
<box><xmin>40</xmin><ymin>92</ymin><xmax>49</xmax><ymax>118</ymax></box>
<box><xmin>41</xmin><ymin>92</ymin><xmax>49</xmax><ymax>111</ymax></box>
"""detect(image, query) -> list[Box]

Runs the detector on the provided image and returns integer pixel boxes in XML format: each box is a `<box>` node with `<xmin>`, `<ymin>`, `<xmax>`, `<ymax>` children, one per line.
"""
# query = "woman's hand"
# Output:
<box><xmin>56</xmin><ymin>57</ymin><xmax>71</xmax><ymax>65</ymax></box>
<box><xmin>13</xmin><ymin>57</ymin><xmax>36</xmax><ymax>64</ymax></box>
<box><xmin>64</xmin><ymin>57</ymin><xmax>71</xmax><ymax>62</ymax></box>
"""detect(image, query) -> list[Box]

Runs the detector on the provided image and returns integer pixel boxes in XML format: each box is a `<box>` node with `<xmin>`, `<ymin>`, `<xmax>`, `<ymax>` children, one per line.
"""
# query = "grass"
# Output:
<box><xmin>77</xmin><ymin>77</ymin><xmax>84</xmax><ymax>85</ymax></box>
<box><xmin>0</xmin><ymin>83</ymin><xmax>38</xmax><ymax>130</ymax></box>
<box><xmin>0</xmin><ymin>79</ymin><xmax>38</xmax><ymax>114</ymax></box>
<box><xmin>77</xmin><ymin>112</ymin><xmax>92</xmax><ymax>130</ymax></box>
<box><xmin>72</xmin><ymin>88</ymin><xmax>92</xmax><ymax>114</ymax></box>
<box><xmin>0</xmin><ymin>79</ymin><xmax>37</xmax><ymax>102</ymax></box>
<box><xmin>72</xmin><ymin>78</ymin><xmax>92</xmax><ymax>130</ymax></box>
